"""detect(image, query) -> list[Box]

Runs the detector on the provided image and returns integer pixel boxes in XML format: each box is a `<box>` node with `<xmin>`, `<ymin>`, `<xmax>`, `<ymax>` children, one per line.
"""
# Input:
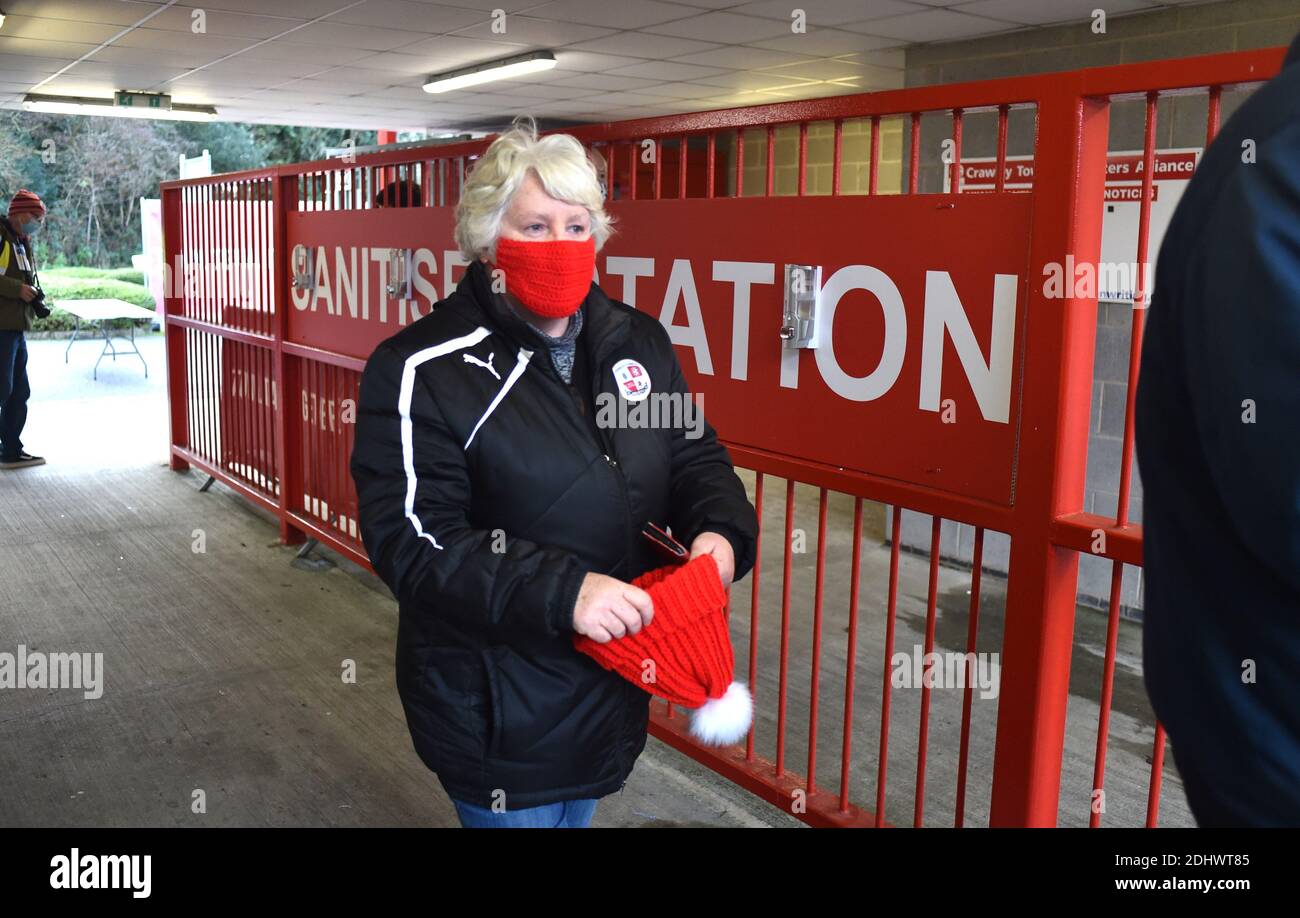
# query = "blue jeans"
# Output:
<box><xmin>452</xmin><ymin>796</ymin><xmax>598</xmax><ymax>828</ymax></box>
<box><xmin>0</xmin><ymin>330</ymin><xmax>29</xmax><ymax>461</ymax></box>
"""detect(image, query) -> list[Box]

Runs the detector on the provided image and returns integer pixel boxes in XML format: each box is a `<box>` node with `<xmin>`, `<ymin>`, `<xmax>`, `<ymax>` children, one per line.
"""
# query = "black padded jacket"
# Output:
<box><xmin>350</xmin><ymin>258</ymin><xmax>758</xmax><ymax>809</ymax></box>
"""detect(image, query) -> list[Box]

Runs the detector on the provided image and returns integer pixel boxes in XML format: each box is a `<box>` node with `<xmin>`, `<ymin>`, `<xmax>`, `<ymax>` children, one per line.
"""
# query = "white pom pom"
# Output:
<box><xmin>690</xmin><ymin>681</ymin><xmax>753</xmax><ymax>747</ymax></box>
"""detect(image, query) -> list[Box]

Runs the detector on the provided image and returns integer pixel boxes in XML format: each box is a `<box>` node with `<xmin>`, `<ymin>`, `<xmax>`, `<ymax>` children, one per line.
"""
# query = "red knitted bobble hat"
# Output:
<box><xmin>572</xmin><ymin>553</ymin><xmax>753</xmax><ymax>747</ymax></box>
<box><xmin>8</xmin><ymin>189</ymin><xmax>46</xmax><ymax>219</ymax></box>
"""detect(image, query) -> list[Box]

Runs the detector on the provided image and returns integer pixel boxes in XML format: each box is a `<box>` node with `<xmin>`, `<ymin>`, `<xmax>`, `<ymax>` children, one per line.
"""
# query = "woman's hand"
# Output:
<box><xmin>689</xmin><ymin>532</ymin><xmax>735</xmax><ymax>589</ymax></box>
<box><xmin>572</xmin><ymin>573</ymin><xmax>654</xmax><ymax>643</ymax></box>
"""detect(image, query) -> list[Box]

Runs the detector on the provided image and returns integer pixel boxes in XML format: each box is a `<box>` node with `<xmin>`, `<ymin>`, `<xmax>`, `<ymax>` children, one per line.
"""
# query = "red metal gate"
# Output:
<box><xmin>160</xmin><ymin>47</ymin><xmax>1287</xmax><ymax>827</ymax></box>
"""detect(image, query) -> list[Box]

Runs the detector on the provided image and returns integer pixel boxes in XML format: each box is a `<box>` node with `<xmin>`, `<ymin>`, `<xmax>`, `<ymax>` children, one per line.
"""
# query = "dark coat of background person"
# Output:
<box><xmin>1135</xmin><ymin>32</ymin><xmax>1300</xmax><ymax>826</ymax></box>
<box><xmin>350</xmin><ymin>259</ymin><xmax>758</xmax><ymax>809</ymax></box>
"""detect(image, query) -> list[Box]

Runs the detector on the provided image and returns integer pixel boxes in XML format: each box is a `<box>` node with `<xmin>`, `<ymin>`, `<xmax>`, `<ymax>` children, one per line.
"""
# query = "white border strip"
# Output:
<box><xmin>399</xmin><ymin>326</ymin><xmax>491</xmax><ymax>550</ymax></box>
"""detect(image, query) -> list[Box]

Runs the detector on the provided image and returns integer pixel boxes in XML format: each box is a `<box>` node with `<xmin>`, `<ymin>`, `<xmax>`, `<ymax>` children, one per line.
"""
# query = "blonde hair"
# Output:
<box><xmin>454</xmin><ymin>115</ymin><xmax>614</xmax><ymax>262</ymax></box>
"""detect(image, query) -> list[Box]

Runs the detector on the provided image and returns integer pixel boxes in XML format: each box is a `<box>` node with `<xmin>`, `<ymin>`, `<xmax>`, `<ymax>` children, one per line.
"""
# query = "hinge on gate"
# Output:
<box><xmin>780</xmin><ymin>264</ymin><xmax>821</xmax><ymax>349</ymax></box>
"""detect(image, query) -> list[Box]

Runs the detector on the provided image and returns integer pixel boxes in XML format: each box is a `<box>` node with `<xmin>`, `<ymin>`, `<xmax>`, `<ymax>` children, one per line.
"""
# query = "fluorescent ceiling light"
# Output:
<box><xmin>423</xmin><ymin>51</ymin><xmax>556</xmax><ymax>94</ymax></box>
<box><xmin>22</xmin><ymin>93</ymin><xmax>217</xmax><ymax>122</ymax></box>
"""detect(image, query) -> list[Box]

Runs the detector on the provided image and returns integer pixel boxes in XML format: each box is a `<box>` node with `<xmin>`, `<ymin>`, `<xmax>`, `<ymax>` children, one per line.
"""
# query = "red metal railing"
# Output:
<box><xmin>160</xmin><ymin>46</ymin><xmax>1287</xmax><ymax>828</ymax></box>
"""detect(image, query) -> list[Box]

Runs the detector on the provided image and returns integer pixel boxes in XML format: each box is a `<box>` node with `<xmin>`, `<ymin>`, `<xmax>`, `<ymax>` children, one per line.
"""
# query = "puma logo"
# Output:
<box><xmin>463</xmin><ymin>351</ymin><xmax>501</xmax><ymax>381</ymax></box>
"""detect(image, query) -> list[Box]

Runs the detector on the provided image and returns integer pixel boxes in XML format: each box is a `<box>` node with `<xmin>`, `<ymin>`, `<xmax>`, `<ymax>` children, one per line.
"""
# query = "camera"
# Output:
<box><xmin>31</xmin><ymin>289</ymin><xmax>51</xmax><ymax>320</ymax></box>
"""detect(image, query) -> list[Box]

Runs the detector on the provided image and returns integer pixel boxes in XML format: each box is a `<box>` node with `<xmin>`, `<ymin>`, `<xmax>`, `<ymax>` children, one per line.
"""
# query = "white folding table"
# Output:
<box><xmin>58</xmin><ymin>298</ymin><xmax>156</xmax><ymax>380</ymax></box>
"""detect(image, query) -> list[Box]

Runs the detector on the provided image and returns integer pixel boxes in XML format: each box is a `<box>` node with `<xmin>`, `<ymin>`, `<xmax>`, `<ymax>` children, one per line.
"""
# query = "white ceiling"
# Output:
<box><xmin>0</xmin><ymin>0</ymin><xmax>1217</xmax><ymax>132</ymax></box>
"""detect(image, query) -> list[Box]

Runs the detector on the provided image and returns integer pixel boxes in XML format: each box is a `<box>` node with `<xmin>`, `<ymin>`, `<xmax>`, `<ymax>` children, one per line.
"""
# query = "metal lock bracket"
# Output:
<box><xmin>781</xmin><ymin>264</ymin><xmax>821</xmax><ymax>349</ymax></box>
<box><xmin>290</xmin><ymin>244</ymin><xmax>314</xmax><ymax>292</ymax></box>
<box><xmin>387</xmin><ymin>247</ymin><xmax>413</xmax><ymax>300</ymax></box>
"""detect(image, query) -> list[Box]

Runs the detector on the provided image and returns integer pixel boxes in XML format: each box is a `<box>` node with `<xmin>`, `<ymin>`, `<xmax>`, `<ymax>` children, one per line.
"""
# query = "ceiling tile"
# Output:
<box><xmin>566</xmin><ymin>32</ymin><xmax>722</xmax><ymax>59</ymax></box>
<box><xmin>749</xmin><ymin>29</ymin><xmax>905</xmax><ymax>55</ymax></box>
<box><xmin>549</xmin><ymin>73</ymin><xmax>664</xmax><ymax>92</ymax></box>
<box><xmin>644</xmin><ymin>12</ymin><xmax>795</xmax><ymax>44</ymax></box>
<box><xmin>145</xmin><ymin>7</ymin><xmax>308</xmax><ymax>38</ymax></box>
<box><xmin>604</xmin><ymin>60</ymin><xmax>729</xmax><ymax>81</ymax></box>
<box><xmin>391</xmin><ymin>34</ymin><xmax>530</xmax><ymax>63</ymax></box>
<box><xmin>731</xmin><ymin>0</ymin><xmax>929</xmax><ymax>26</ymax></box>
<box><xmin>950</xmin><ymin>0</ymin><xmax>1156</xmax><ymax>26</ymax></box>
<box><xmin>3</xmin><ymin>1</ymin><xmax>166</xmax><ymax>27</ymax></box>
<box><xmin>238</xmin><ymin>41</ymin><xmax>380</xmax><ymax>65</ymax></box>
<box><xmin>668</xmin><ymin>46</ymin><xmax>815</xmax><ymax>69</ymax></box>
<box><xmin>0</xmin><ymin>36</ymin><xmax>105</xmax><ymax>59</ymax></box>
<box><xmin>325</xmin><ymin>0</ymin><xmax>487</xmax><ymax>32</ymax></box>
<box><xmin>283</xmin><ymin>21</ymin><xmax>436</xmax><ymax>51</ymax></box>
<box><xmin>634</xmin><ymin>81</ymin><xmax>738</xmax><ymax>99</ymax></box>
<box><xmin>520</xmin><ymin>0</ymin><xmax>704</xmax><ymax>30</ymax></box>
<box><xmin>178</xmin><ymin>1</ymin><xmax>361</xmax><ymax>16</ymax></box>
<box><xmin>552</xmin><ymin>50</ymin><xmax>649</xmax><ymax>72</ymax></box>
<box><xmin>109</xmin><ymin>28</ymin><xmax>254</xmax><ymax>55</ymax></box>
<box><xmin>0</xmin><ymin>15</ymin><xmax>127</xmax><ymax>44</ymax></box>
<box><xmin>450</xmin><ymin>15</ymin><xmax>616</xmax><ymax>45</ymax></box>
<box><xmin>693</xmin><ymin>70</ymin><xmax>819</xmax><ymax>91</ymax></box>
<box><xmin>841</xmin><ymin>8</ymin><xmax>1021</xmax><ymax>42</ymax></box>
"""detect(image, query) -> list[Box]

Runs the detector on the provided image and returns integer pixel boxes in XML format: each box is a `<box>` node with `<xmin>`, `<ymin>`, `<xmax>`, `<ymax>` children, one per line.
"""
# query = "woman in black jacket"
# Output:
<box><xmin>350</xmin><ymin>117</ymin><xmax>758</xmax><ymax>828</ymax></box>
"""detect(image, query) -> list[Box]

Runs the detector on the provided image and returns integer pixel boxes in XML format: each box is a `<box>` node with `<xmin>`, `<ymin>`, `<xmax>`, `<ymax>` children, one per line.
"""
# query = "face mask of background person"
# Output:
<box><xmin>18</xmin><ymin>216</ymin><xmax>42</xmax><ymax>235</ymax></box>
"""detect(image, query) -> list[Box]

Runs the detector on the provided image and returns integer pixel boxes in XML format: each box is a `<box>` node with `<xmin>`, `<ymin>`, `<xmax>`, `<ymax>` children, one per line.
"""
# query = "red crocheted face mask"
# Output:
<box><xmin>492</xmin><ymin>236</ymin><xmax>596</xmax><ymax>319</ymax></box>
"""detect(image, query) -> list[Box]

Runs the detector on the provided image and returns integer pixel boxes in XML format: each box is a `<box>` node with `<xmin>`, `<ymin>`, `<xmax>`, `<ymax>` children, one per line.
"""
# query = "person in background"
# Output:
<box><xmin>1135</xmin><ymin>31</ymin><xmax>1300</xmax><ymax>826</ymax></box>
<box><xmin>374</xmin><ymin>178</ymin><xmax>421</xmax><ymax>208</ymax></box>
<box><xmin>0</xmin><ymin>189</ymin><xmax>48</xmax><ymax>470</ymax></box>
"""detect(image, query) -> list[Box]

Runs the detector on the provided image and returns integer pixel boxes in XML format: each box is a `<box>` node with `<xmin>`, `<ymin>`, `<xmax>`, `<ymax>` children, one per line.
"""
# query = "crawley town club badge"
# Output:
<box><xmin>612</xmin><ymin>358</ymin><xmax>652</xmax><ymax>402</ymax></box>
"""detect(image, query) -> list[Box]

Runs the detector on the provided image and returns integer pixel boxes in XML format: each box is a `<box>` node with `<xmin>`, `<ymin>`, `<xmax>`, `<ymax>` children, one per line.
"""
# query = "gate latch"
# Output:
<box><xmin>291</xmin><ymin>244</ymin><xmax>313</xmax><ymax>291</ymax></box>
<box><xmin>387</xmin><ymin>247</ymin><xmax>413</xmax><ymax>300</ymax></box>
<box><xmin>781</xmin><ymin>264</ymin><xmax>821</xmax><ymax>348</ymax></box>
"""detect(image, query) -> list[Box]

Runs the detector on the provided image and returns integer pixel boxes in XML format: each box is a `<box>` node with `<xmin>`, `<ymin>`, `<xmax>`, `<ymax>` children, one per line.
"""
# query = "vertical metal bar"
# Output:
<box><xmin>1116</xmin><ymin>91</ymin><xmax>1157</xmax><ymax>526</ymax></box>
<box><xmin>914</xmin><ymin>516</ymin><xmax>942</xmax><ymax>827</ymax></box>
<box><xmin>797</xmin><ymin>122</ymin><xmax>807</xmax><ymax>196</ymax></box>
<box><xmin>868</xmin><ymin>115</ymin><xmax>880</xmax><ymax>195</ymax></box>
<box><xmin>163</xmin><ymin>186</ymin><xmax>190</xmax><ymax>471</ymax></box>
<box><xmin>908</xmin><ymin>112</ymin><xmax>920</xmax><ymax>194</ymax></box>
<box><xmin>678</xmin><ymin>134</ymin><xmax>687</xmax><ymax>198</ymax></box>
<box><xmin>653</xmin><ymin>138</ymin><xmax>662</xmax><ymax>200</ymax></box>
<box><xmin>950</xmin><ymin>107</ymin><xmax>963</xmax><ymax>193</ymax></box>
<box><xmin>735</xmin><ymin>129</ymin><xmax>745</xmax><ymax>197</ymax></box>
<box><xmin>765</xmin><ymin>124</ymin><xmax>774</xmax><ymax>195</ymax></box>
<box><xmin>1146</xmin><ymin>724</ymin><xmax>1167</xmax><ymax>828</ymax></box>
<box><xmin>775</xmin><ymin>478</ymin><xmax>795</xmax><ymax>776</ymax></box>
<box><xmin>955</xmin><ymin>527</ymin><xmax>985</xmax><ymax>827</ymax></box>
<box><xmin>201</xmin><ymin>331</ymin><xmax>214</xmax><ymax>466</ymax></box>
<box><xmin>745</xmin><ymin>472</ymin><xmax>764</xmax><ymax>762</ymax></box>
<box><xmin>832</xmin><ymin>119</ymin><xmax>843</xmax><ymax>196</ymax></box>
<box><xmin>237</xmin><ymin>338</ymin><xmax>249</xmax><ymax>485</ymax></box>
<box><xmin>706</xmin><ymin>133</ymin><xmax>716</xmax><ymax>199</ymax></box>
<box><xmin>1090</xmin><ymin>561</ymin><xmax>1126</xmax><ymax>827</ymax></box>
<box><xmin>876</xmin><ymin>505</ymin><xmax>902</xmax><ymax>827</ymax></box>
<box><xmin>806</xmin><ymin>487</ymin><xmax>828</xmax><ymax>794</ymax></box>
<box><xmin>200</xmin><ymin>184</ymin><xmax>211</xmax><ymax>325</ymax></box>
<box><xmin>272</xmin><ymin>174</ymin><xmax>303</xmax><ymax>544</ymax></box>
<box><xmin>262</xmin><ymin>178</ymin><xmax>272</xmax><ymax>336</ymax></box>
<box><xmin>837</xmin><ymin>497</ymin><xmax>863</xmax><ymax>813</ymax></box>
<box><xmin>989</xmin><ymin>79</ymin><xmax>1109</xmax><ymax>828</ymax></box>
<box><xmin>1206</xmin><ymin>85</ymin><xmax>1222</xmax><ymax>146</ymax></box>
<box><xmin>995</xmin><ymin>104</ymin><xmax>1010</xmax><ymax>192</ymax></box>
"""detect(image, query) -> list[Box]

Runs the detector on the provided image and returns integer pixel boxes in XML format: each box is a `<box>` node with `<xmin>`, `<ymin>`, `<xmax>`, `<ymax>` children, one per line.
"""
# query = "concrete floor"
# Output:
<box><xmin>0</xmin><ymin>333</ymin><xmax>1192</xmax><ymax>827</ymax></box>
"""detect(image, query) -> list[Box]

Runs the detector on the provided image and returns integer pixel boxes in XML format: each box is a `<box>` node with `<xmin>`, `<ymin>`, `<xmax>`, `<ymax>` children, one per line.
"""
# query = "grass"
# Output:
<box><xmin>32</xmin><ymin>269</ymin><xmax>156</xmax><ymax>332</ymax></box>
<box><xmin>44</xmin><ymin>266</ymin><xmax>148</xmax><ymax>285</ymax></box>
